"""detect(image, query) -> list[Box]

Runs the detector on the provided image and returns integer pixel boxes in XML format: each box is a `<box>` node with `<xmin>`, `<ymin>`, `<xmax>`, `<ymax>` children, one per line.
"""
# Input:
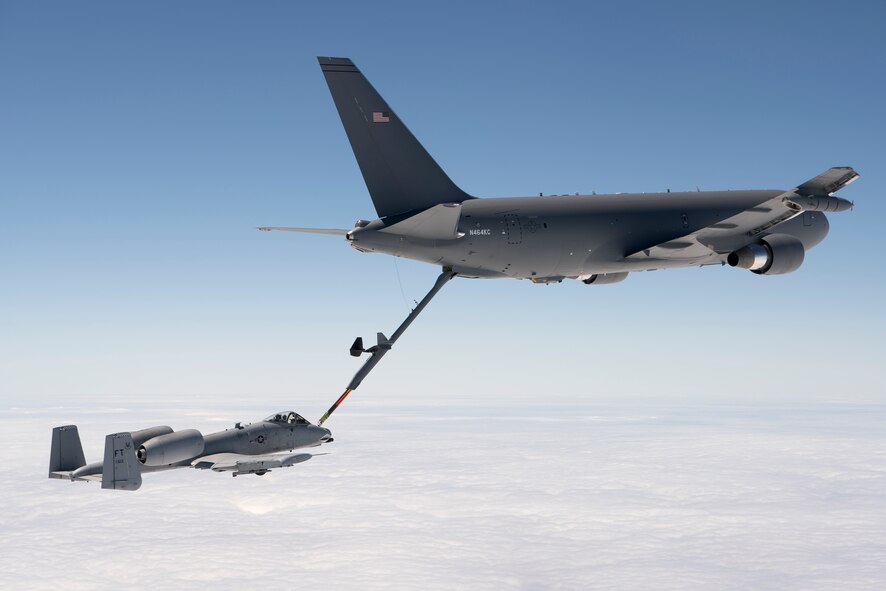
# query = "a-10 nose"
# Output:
<box><xmin>317</xmin><ymin>427</ymin><xmax>333</xmax><ymax>443</ymax></box>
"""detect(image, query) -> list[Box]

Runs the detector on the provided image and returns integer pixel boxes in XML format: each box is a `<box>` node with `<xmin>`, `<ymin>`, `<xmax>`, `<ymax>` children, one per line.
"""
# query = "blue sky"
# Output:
<box><xmin>1</xmin><ymin>0</ymin><xmax>884</xmax><ymax>408</ymax></box>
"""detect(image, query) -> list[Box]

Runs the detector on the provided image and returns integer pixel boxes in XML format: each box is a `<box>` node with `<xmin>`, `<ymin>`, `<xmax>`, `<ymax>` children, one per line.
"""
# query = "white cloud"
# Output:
<box><xmin>1</xmin><ymin>401</ymin><xmax>885</xmax><ymax>590</ymax></box>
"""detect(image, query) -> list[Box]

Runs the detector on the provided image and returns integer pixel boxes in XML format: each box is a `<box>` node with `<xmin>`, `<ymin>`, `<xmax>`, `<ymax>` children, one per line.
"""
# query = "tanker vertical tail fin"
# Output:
<box><xmin>318</xmin><ymin>57</ymin><xmax>472</xmax><ymax>218</ymax></box>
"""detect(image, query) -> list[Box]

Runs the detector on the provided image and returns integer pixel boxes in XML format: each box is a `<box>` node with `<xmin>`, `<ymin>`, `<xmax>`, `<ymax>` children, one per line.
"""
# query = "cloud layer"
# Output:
<box><xmin>2</xmin><ymin>401</ymin><xmax>884</xmax><ymax>590</ymax></box>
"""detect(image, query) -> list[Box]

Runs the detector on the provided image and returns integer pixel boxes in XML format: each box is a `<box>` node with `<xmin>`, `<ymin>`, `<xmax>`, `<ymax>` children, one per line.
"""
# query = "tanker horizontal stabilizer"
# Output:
<box><xmin>258</xmin><ymin>226</ymin><xmax>349</xmax><ymax>235</ymax></box>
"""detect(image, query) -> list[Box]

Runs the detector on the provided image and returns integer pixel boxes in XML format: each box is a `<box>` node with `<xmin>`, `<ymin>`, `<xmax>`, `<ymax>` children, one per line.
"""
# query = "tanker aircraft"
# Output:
<box><xmin>261</xmin><ymin>57</ymin><xmax>859</xmax><ymax>426</ymax></box>
<box><xmin>48</xmin><ymin>411</ymin><xmax>333</xmax><ymax>491</ymax></box>
<box><xmin>261</xmin><ymin>57</ymin><xmax>856</xmax><ymax>285</ymax></box>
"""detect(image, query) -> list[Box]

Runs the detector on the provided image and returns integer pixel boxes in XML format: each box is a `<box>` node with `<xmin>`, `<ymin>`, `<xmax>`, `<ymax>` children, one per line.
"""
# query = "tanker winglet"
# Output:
<box><xmin>795</xmin><ymin>167</ymin><xmax>859</xmax><ymax>196</ymax></box>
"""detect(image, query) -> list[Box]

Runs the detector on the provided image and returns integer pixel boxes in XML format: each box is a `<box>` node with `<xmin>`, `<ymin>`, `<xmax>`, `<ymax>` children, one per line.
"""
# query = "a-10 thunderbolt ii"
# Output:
<box><xmin>48</xmin><ymin>411</ymin><xmax>333</xmax><ymax>491</ymax></box>
<box><xmin>261</xmin><ymin>57</ymin><xmax>857</xmax><ymax>286</ymax></box>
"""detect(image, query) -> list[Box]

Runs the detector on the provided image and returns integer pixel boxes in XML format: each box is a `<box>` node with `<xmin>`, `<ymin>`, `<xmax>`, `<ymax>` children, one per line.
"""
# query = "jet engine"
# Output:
<box><xmin>727</xmin><ymin>234</ymin><xmax>805</xmax><ymax>275</ymax></box>
<box><xmin>137</xmin><ymin>429</ymin><xmax>205</xmax><ymax>466</ymax></box>
<box><xmin>582</xmin><ymin>272</ymin><xmax>629</xmax><ymax>285</ymax></box>
<box><xmin>129</xmin><ymin>426</ymin><xmax>174</xmax><ymax>446</ymax></box>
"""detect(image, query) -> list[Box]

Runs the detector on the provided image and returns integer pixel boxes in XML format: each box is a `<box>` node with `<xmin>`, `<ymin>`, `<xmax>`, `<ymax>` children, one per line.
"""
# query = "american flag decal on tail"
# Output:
<box><xmin>372</xmin><ymin>111</ymin><xmax>390</xmax><ymax>123</ymax></box>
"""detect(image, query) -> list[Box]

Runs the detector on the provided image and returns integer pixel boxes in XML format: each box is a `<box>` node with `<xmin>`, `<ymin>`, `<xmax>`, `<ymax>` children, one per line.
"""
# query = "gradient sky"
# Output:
<box><xmin>2</xmin><ymin>0</ymin><xmax>884</xmax><ymax>410</ymax></box>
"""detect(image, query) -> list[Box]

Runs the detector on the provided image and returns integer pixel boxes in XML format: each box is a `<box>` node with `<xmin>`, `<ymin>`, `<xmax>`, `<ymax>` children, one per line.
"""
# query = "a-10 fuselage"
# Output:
<box><xmin>198</xmin><ymin>415</ymin><xmax>327</xmax><ymax>459</ymax></box>
<box><xmin>347</xmin><ymin>190</ymin><xmax>829</xmax><ymax>281</ymax></box>
<box><xmin>137</xmin><ymin>412</ymin><xmax>332</xmax><ymax>472</ymax></box>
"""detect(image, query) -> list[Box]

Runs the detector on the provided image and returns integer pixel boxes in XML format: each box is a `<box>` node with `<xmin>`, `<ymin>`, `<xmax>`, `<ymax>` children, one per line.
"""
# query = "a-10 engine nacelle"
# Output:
<box><xmin>582</xmin><ymin>272</ymin><xmax>629</xmax><ymax>285</ymax></box>
<box><xmin>130</xmin><ymin>425</ymin><xmax>174</xmax><ymax>446</ymax></box>
<box><xmin>137</xmin><ymin>429</ymin><xmax>205</xmax><ymax>466</ymax></box>
<box><xmin>727</xmin><ymin>234</ymin><xmax>805</xmax><ymax>275</ymax></box>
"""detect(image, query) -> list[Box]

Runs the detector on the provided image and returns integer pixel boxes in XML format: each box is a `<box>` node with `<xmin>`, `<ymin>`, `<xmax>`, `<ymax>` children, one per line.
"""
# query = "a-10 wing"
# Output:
<box><xmin>626</xmin><ymin>167</ymin><xmax>858</xmax><ymax>263</ymax></box>
<box><xmin>191</xmin><ymin>452</ymin><xmax>314</xmax><ymax>477</ymax></box>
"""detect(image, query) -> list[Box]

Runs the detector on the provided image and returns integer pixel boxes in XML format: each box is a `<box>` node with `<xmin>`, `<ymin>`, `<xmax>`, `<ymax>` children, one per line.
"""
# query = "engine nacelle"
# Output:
<box><xmin>727</xmin><ymin>234</ymin><xmax>805</xmax><ymax>275</ymax></box>
<box><xmin>581</xmin><ymin>272</ymin><xmax>629</xmax><ymax>285</ymax></box>
<box><xmin>129</xmin><ymin>426</ymin><xmax>174</xmax><ymax>447</ymax></box>
<box><xmin>137</xmin><ymin>429</ymin><xmax>204</xmax><ymax>466</ymax></box>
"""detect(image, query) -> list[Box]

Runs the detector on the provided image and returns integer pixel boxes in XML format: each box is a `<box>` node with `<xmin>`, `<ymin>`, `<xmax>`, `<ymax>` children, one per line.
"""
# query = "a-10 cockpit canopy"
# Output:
<box><xmin>264</xmin><ymin>411</ymin><xmax>311</xmax><ymax>425</ymax></box>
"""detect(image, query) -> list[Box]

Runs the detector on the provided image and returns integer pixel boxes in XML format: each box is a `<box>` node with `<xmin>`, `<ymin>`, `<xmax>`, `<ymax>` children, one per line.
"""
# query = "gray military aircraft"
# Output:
<box><xmin>261</xmin><ymin>57</ymin><xmax>856</xmax><ymax>285</ymax></box>
<box><xmin>48</xmin><ymin>411</ymin><xmax>333</xmax><ymax>491</ymax></box>
<box><xmin>262</xmin><ymin>57</ymin><xmax>858</xmax><ymax>426</ymax></box>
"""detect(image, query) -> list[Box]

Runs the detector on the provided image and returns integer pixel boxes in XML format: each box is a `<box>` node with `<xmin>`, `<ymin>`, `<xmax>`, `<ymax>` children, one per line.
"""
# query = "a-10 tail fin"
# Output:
<box><xmin>101</xmin><ymin>432</ymin><xmax>142</xmax><ymax>491</ymax></box>
<box><xmin>318</xmin><ymin>57</ymin><xmax>472</xmax><ymax>219</ymax></box>
<box><xmin>48</xmin><ymin>425</ymin><xmax>86</xmax><ymax>478</ymax></box>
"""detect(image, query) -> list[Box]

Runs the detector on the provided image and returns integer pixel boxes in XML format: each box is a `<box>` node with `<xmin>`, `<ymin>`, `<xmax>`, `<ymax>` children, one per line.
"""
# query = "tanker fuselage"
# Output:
<box><xmin>348</xmin><ymin>190</ymin><xmax>830</xmax><ymax>281</ymax></box>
